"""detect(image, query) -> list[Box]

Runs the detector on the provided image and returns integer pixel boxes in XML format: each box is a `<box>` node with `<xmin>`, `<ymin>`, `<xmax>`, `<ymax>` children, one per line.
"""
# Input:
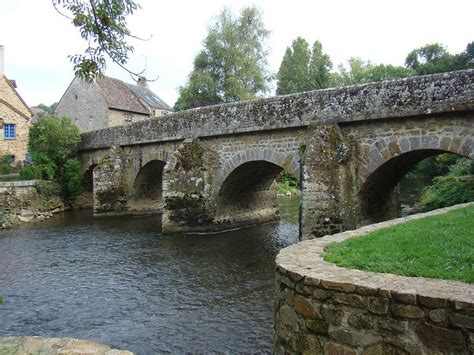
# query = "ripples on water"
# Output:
<box><xmin>0</xmin><ymin>197</ymin><xmax>300</xmax><ymax>354</ymax></box>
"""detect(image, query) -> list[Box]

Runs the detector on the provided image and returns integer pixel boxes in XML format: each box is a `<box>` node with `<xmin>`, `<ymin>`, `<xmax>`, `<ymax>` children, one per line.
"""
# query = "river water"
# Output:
<box><xmin>0</xmin><ymin>197</ymin><xmax>300</xmax><ymax>354</ymax></box>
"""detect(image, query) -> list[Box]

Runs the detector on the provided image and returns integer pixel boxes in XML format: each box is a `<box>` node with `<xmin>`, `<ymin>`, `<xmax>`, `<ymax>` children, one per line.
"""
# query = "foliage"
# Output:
<box><xmin>33</xmin><ymin>103</ymin><xmax>58</xmax><ymax>115</ymax></box>
<box><xmin>35</xmin><ymin>181</ymin><xmax>62</xmax><ymax>199</ymax></box>
<box><xmin>333</xmin><ymin>58</ymin><xmax>413</xmax><ymax>86</ymax></box>
<box><xmin>276</xmin><ymin>38</ymin><xmax>332</xmax><ymax>95</ymax></box>
<box><xmin>174</xmin><ymin>6</ymin><xmax>271</xmax><ymax>110</ymax></box>
<box><xmin>59</xmin><ymin>159</ymin><xmax>83</xmax><ymax>198</ymax></box>
<box><xmin>405</xmin><ymin>42</ymin><xmax>473</xmax><ymax>75</ymax></box>
<box><xmin>419</xmin><ymin>158</ymin><xmax>474</xmax><ymax>211</ymax></box>
<box><xmin>408</xmin><ymin>153</ymin><xmax>463</xmax><ymax>178</ymax></box>
<box><xmin>324</xmin><ymin>204</ymin><xmax>474</xmax><ymax>283</ymax></box>
<box><xmin>52</xmin><ymin>0</ymin><xmax>141</xmax><ymax>81</ymax></box>
<box><xmin>28</xmin><ymin>116</ymin><xmax>83</xmax><ymax>199</ymax></box>
<box><xmin>19</xmin><ymin>165</ymin><xmax>41</xmax><ymax>180</ymax></box>
<box><xmin>0</xmin><ymin>155</ymin><xmax>13</xmax><ymax>175</ymax></box>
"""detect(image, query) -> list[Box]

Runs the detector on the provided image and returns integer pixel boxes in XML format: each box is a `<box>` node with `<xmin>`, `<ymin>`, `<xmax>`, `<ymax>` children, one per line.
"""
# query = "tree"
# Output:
<box><xmin>174</xmin><ymin>6</ymin><xmax>271</xmax><ymax>111</ymax></box>
<box><xmin>308</xmin><ymin>40</ymin><xmax>333</xmax><ymax>90</ymax></box>
<box><xmin>53</xmin><ymin>0</ymin><xmax>142</xmax><ymax>81</ymax></box>
<box><xmin>27</xmin><ymin>116</ymin><xmax>82</xmax><ymax>198</ymax></box>
<box><xmin>276</xmin><ymin>38</ymin><xmax>332</xmax><ymax>95</ymax></box>
<box><xmin>276</xmin><ymin>37</ymin><xmax>311</xmax><ymax>95</ymax></box>
<box><xmin>334</xmin><ymin>58</ymin><xmax>412</xmax><ymax>86</ymax></box>
<box><xmin>405</xmin><ymin>42</ymin><xmax>473</xmax><ymax>75</ymax></box>
<box><xmin>33</xmin><ymin>103</ymin><xmax>58</xmax><ymax>115</ymax></box>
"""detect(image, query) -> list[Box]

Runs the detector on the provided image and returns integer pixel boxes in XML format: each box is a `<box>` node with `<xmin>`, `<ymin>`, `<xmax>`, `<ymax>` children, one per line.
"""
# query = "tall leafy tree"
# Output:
<box><xmin>174</xmin><ymin>7</ymin><xmax>271</xmax><ymax>111</ymax></box>
<box><xmin>53</xmin><ymin>0</ymin><xmax>142</xmax><ymax>81</ymax></box>
<box><xmin>308</xmin><ymin>40</ymin><xmax>333</xmax><ymax>90</ymax></box>
<box><xmin>334</xmin><ymin>58</ymin><xmax>412</xmax><ymax>86</ymax></box>
<box><xmin>276</xmin><ymin>37</ymin><xmax>311</xmax><ymax>95</ymax></box>
<box><xmin>276</xmin><ymin>38</ymin><xmax>332</xmax><ymax>95</ymax></box>
<box><xmin>405</xmin><ymin>42</ymin><xmax>473</xmax><ymax>75</ymax></box>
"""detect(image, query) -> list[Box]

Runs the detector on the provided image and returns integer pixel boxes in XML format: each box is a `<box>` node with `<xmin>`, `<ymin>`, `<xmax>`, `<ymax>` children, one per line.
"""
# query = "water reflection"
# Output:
<box><xmin>0</xmin><ymin>197</ymin><xmax>299</xmax><ymax>354</ymax></box>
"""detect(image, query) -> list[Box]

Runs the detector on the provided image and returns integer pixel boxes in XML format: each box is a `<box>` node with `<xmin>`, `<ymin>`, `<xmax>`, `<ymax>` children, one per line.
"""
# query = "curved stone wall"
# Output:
<box><xmin>274</xmin><ymin>203</ymin><xmax>474</xmax><ymax>354</ymax></box>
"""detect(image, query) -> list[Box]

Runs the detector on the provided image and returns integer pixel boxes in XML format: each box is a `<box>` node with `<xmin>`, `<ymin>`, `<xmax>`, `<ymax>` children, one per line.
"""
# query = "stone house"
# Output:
<box><xmin>55</xmin><ymin>76</ymin><xmax>172</xmax><ymax>132</ymax></box>
<box><xmin>0</xmin><ymin>45</ymin><xmax>33</xmax><ymax>164</ymax></box>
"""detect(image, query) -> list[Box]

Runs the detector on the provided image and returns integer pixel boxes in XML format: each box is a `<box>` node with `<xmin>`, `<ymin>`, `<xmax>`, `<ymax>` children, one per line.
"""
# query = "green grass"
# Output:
<box><xmin>324</xmin><ymin>205</ymin><xmax>474</xmax><ymax>283</ymax></box>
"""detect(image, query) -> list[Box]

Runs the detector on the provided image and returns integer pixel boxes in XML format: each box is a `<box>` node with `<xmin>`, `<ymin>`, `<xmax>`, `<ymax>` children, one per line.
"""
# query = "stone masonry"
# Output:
<box><xmin>79</xmin><ymin>70</ymin><xmax>474</xmax><ymax>238</ymax></box>
<box><xmin>275</xmin><ymin>203</ymin><xmax>474</xmax><ymax>354</ymax></box>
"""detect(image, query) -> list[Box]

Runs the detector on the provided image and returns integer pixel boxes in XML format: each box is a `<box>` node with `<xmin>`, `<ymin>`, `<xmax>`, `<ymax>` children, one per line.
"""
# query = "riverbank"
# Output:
<box><xmin>0</xmin><ymin>181</ymin><xmax>92</xmax><ymax>229</ymax></box>
<box><xmin>0</xmin><ymin>336</ymin><xmax>132</xmax><ymax>354</ymax></box>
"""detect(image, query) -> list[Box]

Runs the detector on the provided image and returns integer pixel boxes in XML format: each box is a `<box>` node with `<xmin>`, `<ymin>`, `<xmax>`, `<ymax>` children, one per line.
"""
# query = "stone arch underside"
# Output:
<box><xmin>358</xmin><ymin>147</ymin><xmax>472</xmax><ymax>225</ymax></box>
<box><xmin>129</xmin><ymin>159</ymin><xmax>166</xmax><ymax>214</ymax></box>
<box><xmin>82</xmin><ymin>164</ymin><xmax>97</xmax><ymax>193</ymax></box>
<box><xmin>215</xmin><ymin>160</ymin><xmax>293</xmax><ymax>228</ymax></box>
<box><xmin>352</xmin><ymin>118</ymin><xmax>473</xmax><ymax>226</ymax></box>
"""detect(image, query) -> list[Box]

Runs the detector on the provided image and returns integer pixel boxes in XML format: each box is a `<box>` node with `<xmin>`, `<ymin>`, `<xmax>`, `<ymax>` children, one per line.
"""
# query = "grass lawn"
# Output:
<box><xmin>323</xmin><ymin>204</ymin><xmax>474</xmax><ymax>283</ymax></box>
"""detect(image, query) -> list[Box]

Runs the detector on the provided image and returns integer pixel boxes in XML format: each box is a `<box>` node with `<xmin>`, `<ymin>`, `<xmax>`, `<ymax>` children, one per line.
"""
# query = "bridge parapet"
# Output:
<box><xmin>80</xmin><ymin>70</ymin><xmax>474</xmax><ymax>151</ymax></box>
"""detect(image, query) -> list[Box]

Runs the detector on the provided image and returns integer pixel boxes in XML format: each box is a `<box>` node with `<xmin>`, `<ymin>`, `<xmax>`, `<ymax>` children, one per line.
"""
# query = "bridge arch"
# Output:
<box><xmin>217</xmin><ymin>148</ymin><xmax>300</xmax><ymax>188</ymax></box>
<box><xmin>129</xmin><ymin>159</ymin><xmax>167</xmax><ymax>214</ymax></box>
<box><xmin>215</xmin><ymin>150</ymin><xmax>300</xmax><ymax>228</ymax></box>
<box><xmin>357</xmin><ymin>129</ymin><xmax>473</xmax><ymax>224</ymax></box>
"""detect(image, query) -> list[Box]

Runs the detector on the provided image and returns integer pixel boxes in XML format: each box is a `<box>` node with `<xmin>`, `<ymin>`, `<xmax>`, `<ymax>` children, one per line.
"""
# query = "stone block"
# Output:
<box><xmin>295</xmin><ymin>296</ymin><xmax>319</xmax><ymax>319</ymax></box>
<box><xmin>428</xmin><ymin>309</ymin><xmax>447</xmax><ymax>323</ymax></box>
<box><xmin>450</xmin><ymin>313</ymin><xmax>474</xmax><ymax>329</ymax></box>
<box><xmin>327</xmin><ymin>343</ymin><xmax>357</xmax><ymax>355</ymax></box>
<box><xmin>392</xmin><ymin>290</ymin><xmax>417</xmax><ymax>305</ymax></box>
<box><xmin>361</xmin><ymin>342</ymin><xmax>409</xmax><ymax>355</ymax></box>
<box><xmin>306</xmin><ymin>319</ymin><xmax>329</xmax><ymax>335</ymax></box>
<box><xmin>368</xmin><ymin>297</ymin><xmax>389</xmax><ymax>315</ymax></box>
<box><xmin>321</xmin><ymin>303</ymin><xmax>345</xmax><ymax>325</ymax></box>
<box><xmin>333</xmin><ymin>293</ymin><xmax>366</xmax><ymax>308</ymax></box>
<box><xmin>320</xmin><ymin>280</ymin><xmax>356</xmax><ymax>293</ymax></box>
<box><xmin>313</xmin><ymin>288</ymin><xmax>333</xmax><ymax>300</ymax></box>
<box><xmin>415</xmin><ymin>323</ymin><xmax>464</xmax><ymax>351</ymax></box>
<box><xmin>348</xmin><ymin>313</ymin><xmax>375</xmax><ymax>330</ymax></box>
<box><xmin>278</xmin><ymin>305</ymin><xmax>299</xmax><ymax>330</ymax></box>
<box><xmin>418</xmin><ymin>295</ymin><xmax>447</xmax><ymax>308</ymax></box>
<box><xmin>391</xmin><ymin>304</ymin><xmax>424</xmax><ymax>319</ymax></box>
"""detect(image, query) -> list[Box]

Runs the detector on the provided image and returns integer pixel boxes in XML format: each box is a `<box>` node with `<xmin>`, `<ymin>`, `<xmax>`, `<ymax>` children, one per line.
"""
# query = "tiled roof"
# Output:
<box><xmin>96</xmin><ymin>76</ymin><xmax>149</xmax><ymax>114</ymax></box>
<box><xmin>125</xmin><ymin>83</ymin><xmax>172</xmax><ymax>110</ymax></box>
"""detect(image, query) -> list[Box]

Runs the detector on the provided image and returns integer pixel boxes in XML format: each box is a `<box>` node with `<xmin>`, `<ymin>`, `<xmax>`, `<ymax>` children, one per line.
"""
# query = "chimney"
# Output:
<box><xmin>0</xmin><ymin>45</ymin><xmax>4</xmax><ymax>76</ymax></box>
<box><xmin>137</xmin><ymin>76</ymin><xmax>148</xmax><ymax>88</ymax></box>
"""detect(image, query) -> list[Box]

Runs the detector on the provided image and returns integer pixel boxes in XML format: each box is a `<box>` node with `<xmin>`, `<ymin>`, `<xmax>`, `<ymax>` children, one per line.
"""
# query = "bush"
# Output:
<box><xmin>59</xmin><ymin>159</ymin><xmax>83</xmax><ymax>198</ymax></box>
<box><xmin>28</xmin><ymin>116</ymin><xmax>82</xmax><ymax>199</ymax></box>
<box><xmin>419</xmin><ymin>158</ymin><xmax>474</xmax><ymax>211</ymax></box>
<box><xmin>19</xmin><ymin>165</ymin><xmax>41</xmax><ymax>180</ymax></box>
<box><xmin>35</xmin><ymin>180</ymin><xmax>61</xmax><ymax>198</ymax></box>
<box><xmin>0</xmin><ymin>155</ymin><xmax>13</xmax><ymax>175</ymax></box>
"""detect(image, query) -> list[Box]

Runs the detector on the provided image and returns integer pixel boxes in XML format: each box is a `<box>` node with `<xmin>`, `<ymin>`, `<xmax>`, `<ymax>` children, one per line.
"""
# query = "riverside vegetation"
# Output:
<box><xmin>0</xmin><ymin>116</ymin><xmax>84</xmax><ymax>228</ymax></box>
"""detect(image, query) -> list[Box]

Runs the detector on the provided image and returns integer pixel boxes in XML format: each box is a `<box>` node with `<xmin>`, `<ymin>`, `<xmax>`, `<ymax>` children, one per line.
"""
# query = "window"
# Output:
<box><xmin>4</xmin><ymin>123</ymin><xmax>16</xmax><ymax>140</ymax></box>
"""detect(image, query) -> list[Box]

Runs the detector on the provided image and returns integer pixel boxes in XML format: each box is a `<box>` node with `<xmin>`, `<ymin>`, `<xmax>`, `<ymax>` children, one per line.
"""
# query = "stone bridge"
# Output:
<box><xmin>79</xmin><ymin>70</ymin><xmax>474</xmax><ymax>240</ymax></box>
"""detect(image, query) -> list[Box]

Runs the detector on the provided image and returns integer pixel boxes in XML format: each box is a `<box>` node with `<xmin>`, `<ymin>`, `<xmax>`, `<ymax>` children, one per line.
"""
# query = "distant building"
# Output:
<box><xmin>0</xmin><ymin>45</ymin><xmax>33</xmax><ymax>164</ymax></box>
<box><xmin>30</xmin><ymin>106</ymin><xmax>48</xmax><ymax>123</ymax></box>
<box><xmin>55</xmin><ymin>76</ymin><xmax>173</xmax><ymax>132</ymax></box>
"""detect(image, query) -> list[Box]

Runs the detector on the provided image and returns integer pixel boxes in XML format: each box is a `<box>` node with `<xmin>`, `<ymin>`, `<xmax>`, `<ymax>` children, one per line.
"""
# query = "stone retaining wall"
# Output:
<box><xmin>274</xmin><ymin>203</ymin><xmax>474</xmax><ymax>354</ymax></box>
<box><xmin>0</xmin><ymin>180</ymin><xmax>37</xmax><ymax>194</ymax></box>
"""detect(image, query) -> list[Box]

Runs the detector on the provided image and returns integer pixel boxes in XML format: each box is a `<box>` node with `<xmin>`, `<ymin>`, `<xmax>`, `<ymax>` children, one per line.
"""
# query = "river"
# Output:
<box><xmin>0</xmin><ymin>197</ymin><xmax>300</xmax><ymax>354</ymax></box>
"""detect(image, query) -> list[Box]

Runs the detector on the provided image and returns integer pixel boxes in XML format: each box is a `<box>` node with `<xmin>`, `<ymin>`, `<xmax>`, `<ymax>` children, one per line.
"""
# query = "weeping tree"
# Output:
<box><xmin>53</xmin><ymin>0</ymin><xmax>143</xmax><ymax>81</ymax></box>
<box><xmin>174</xmin><ymin>6</ymin><xmax>271</xmax><ymax>110</ymax></box>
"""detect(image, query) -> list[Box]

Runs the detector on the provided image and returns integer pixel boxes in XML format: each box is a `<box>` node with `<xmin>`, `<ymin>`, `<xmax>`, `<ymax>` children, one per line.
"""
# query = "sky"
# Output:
<box><xmin>0</xmin><ymin>0</ymin><xmax>473</xmax><ymax>108</ymax></box>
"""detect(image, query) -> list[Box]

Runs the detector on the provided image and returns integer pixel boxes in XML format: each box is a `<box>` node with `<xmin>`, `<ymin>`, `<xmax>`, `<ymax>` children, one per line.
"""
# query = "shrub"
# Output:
<box><xmin>28</xmin><ymin>116</ymin><xmax>82</xmax><ymax>199</ymax></box>
<box><xmin>419</xmin><ymin>158</ymin><xmax>474</xmax><ymax>211</ymax></box>
<box><xmin>19</xmin><ymin>165</ymin><xmax>41</xmax><ymax>180</ymax></box>
<box><xmin>35</xmin><ymin>180</ymin><xmax>61</xmax><ymax>198</ymax></box>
